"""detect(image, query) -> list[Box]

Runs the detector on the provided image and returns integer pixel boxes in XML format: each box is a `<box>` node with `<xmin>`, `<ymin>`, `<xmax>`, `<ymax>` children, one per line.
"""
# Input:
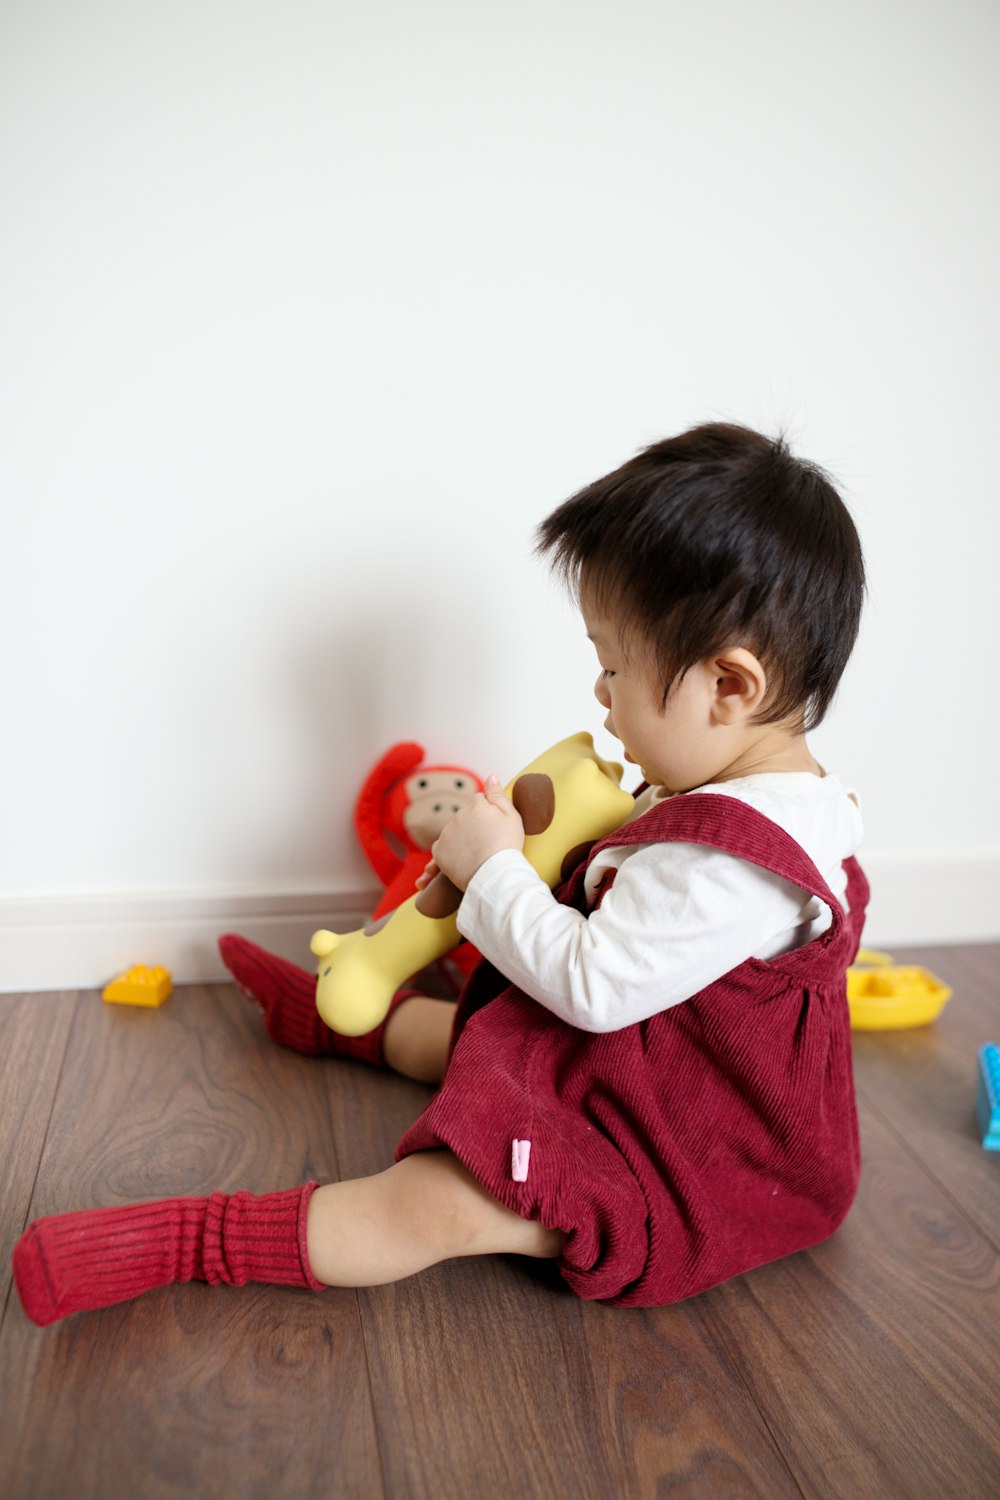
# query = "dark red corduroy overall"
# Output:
<box><xmin>396</xmin><ymin>793</ymin><xmax>869</xmax><ymax>1307</ymax></box>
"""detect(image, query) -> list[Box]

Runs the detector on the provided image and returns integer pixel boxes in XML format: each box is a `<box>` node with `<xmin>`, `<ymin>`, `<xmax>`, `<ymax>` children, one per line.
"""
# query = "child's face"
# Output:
<box><xmin>581</xmin><ymin>598</ymin><xmax>712</xmax><ymax>794</ymax></box>
<box><xmin>581</xmin><ymin>584</ymin><xmax>814</xmax><ymax>792</ymax></box>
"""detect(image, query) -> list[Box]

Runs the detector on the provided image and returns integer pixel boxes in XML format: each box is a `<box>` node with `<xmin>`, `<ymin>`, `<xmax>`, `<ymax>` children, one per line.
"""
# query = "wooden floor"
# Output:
<box><xmin>1</xmin><ymin>943</ymin><xmax>999</xmax><ymax>1500</ymax></box>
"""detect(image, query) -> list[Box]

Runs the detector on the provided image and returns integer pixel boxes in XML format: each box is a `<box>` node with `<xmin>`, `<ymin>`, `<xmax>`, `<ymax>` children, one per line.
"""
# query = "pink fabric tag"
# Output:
<box><xmin>511</xmin><ymin>1139</ymin><xmax>531</xmax><ymax>1182</ymax></box>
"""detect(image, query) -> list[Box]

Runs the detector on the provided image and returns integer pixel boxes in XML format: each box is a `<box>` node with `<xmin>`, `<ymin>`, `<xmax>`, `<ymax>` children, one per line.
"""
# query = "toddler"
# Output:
<box><xmin>14</xmin><ymin>421</ymin><xmax>868</xmax><ymax>1324</ymax></box>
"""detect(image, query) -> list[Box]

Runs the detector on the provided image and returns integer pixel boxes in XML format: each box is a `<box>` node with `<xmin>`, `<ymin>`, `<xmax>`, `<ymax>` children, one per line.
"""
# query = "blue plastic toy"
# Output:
<box><xmin>976</xmin><ymin>1043</ymin><xmax>1000</xmax><ymax>1151</ymax></box>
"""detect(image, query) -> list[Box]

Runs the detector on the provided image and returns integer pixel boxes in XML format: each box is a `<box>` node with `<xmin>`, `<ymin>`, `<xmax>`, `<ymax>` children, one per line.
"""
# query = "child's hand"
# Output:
<box><xmin>428</xmin><ymin>775</ymin><xmax>525</xmax><ymax>891</ymax></box>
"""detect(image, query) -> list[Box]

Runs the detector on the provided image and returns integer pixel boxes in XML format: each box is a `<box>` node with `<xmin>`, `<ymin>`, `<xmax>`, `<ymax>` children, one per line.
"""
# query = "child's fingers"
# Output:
<box><xmin>415</xmin><ymin>858</ymin><xmax>440</xmax><ymax>889</ymax></box>
<box><xmin>484</xmin><ymin>775</ymin><xmax>523</xmax><ymax>828</ymax></box>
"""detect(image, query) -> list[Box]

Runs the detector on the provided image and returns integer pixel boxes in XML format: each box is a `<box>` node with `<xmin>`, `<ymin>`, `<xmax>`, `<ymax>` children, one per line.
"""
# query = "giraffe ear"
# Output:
<box><xmin>415</xmin><ymin>873</ymin><xmax>463</xmax><ymax>919</ymax></box>
<box><xmin>511</xmin><ymin>774</ymin><xmax>556</xmax><ymax>835</ymax></box>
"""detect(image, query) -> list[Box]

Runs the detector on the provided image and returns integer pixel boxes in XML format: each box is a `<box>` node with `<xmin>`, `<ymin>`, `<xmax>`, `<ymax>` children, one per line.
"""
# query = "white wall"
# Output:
<box><xmin>3</xmin><ymin>0</ymin><xmax>999</xmax><ymax>989</ymax></box>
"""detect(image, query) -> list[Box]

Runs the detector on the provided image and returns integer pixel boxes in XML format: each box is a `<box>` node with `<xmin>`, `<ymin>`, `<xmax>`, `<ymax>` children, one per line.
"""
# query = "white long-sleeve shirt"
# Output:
<box><xmin>455</xmin><ymin>772</ymin><xmax>863</xmax><ymax>1035</ymax></box>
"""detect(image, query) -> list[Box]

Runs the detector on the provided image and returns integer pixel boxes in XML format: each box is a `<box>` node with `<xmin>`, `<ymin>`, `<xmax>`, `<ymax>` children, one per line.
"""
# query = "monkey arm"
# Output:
<box><xmin>353</xmin><ymin>741</ymin><xmax>425</xmax><ymax>887</ymax></box>
<box><xmin>371</xmin><ymin>850</ymin><xmax>438</xmax><ymax>921</ymax></box>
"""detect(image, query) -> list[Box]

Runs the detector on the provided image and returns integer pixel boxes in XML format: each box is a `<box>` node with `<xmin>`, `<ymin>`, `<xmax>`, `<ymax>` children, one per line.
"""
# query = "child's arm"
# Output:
<box><xmin>441</xmin><ymin>834</ymin><xmax>820</xmax><ymax>1033</ymax></box>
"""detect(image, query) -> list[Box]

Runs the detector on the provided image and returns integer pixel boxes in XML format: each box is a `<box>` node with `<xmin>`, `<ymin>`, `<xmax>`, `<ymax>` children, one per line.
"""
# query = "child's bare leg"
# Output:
<box><xmin>382</xmin><ymin>998</ymin><xmax>455</xmax><ymax>1083</ymax></box>
<box><xmin>306</xmin><ymin>1150</ymin><xmax>564</xmax><ymax>1285</ymax></box>
<box><xmin>13</xmin><ymin>1153</ymin><xmax>563</xmax><ymax>1325</ymax></box>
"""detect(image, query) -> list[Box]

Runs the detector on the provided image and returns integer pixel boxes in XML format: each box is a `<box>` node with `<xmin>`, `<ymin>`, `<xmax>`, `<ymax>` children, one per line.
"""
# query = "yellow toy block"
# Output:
<box><xmin>103</xmin><ymin>964</ymin><xmax>173</xmax><ymax>1008</ymax></box>
<box><xmin>847</xmin><ymin>950</ymin><xmax>952</xmax><ymax>1030</ymax></box>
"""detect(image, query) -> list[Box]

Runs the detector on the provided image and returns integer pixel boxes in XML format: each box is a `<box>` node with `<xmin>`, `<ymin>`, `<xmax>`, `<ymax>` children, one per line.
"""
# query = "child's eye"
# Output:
<box><xmin>601</xmin><ymin>668</ymin><xmax>616</xmax><ymax>679</ymax></box>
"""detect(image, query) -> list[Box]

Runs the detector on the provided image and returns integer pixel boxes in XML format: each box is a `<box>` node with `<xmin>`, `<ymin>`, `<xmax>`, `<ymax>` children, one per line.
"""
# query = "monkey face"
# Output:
<box><xmin>402</xmin><ymin>771</ymin><xmax>479</xmax><ymax>850</ymax></box>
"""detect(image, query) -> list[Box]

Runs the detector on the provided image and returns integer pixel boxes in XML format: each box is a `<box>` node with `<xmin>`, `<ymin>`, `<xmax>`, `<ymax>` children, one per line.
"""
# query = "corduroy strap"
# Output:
<box><xmin>573</xmin><ymin>792</ymin><xmax>859</xmax><ymax>980</ymax></box>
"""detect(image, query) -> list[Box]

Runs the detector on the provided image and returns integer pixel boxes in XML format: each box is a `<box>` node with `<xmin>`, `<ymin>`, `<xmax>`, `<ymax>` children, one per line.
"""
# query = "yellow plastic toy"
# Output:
<box><xmin>312</xmin><ymin>731</ymin><xmax>634</xmax><ymax>1036</ymax></box>
<box><xmin>847</xmin><ymin>949</ymin><xmax>952</xmax><ymax>1030</ymax></box>
<box><xmin>103</xmin><ymin>964</ymin><xmax>173</xmax><ymax>1008</ymax></box>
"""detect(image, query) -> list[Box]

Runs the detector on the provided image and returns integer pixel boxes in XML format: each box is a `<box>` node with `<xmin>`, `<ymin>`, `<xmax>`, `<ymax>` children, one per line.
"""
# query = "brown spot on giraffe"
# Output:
<box><xmin>561</xmin><ymin>841</ymin><xmax>596</xmax><ymax>881</ymax></box>
<box><xmin>511</xmin><ymin>774</ymin><xmax>555</xmax><ymax>836</ymax></box>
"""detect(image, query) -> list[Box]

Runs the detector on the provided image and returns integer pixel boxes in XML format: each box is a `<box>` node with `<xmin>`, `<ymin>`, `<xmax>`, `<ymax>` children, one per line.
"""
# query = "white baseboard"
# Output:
<box><xmin>0</xmin><ymin>885</ymin><xmax>382</xmax><ymax>994</ymax></box>
<box><xmin>2</xmin><ymin>858</ymin><xmax>998</xmax><ymax>995</ymax></box>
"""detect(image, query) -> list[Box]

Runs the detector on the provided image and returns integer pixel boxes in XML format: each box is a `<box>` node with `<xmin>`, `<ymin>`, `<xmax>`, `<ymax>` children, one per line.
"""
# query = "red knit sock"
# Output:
<box><xmin>218</xmin><ymin>934</ymin><xmax>415</xmax><ymax>1065</ymax></box>
<box><xmin>13</xmin><ymin>1183</ymin><xmax>325</xmax><ymax>1327</ymax></box>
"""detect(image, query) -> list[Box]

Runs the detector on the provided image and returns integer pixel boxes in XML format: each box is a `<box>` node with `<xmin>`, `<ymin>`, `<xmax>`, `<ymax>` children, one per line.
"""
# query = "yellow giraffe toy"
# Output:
<box><xmin>311</xmin><ymin>732</ymin><xmax>634</xmax><ymax>1035</ymax></box>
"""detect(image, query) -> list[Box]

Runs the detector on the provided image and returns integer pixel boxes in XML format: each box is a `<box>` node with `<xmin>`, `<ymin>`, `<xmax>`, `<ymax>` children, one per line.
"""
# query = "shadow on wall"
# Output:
<box><xmin>267</xmin><ymin>590</ymin><xmax>494</xmax><ymax>888</ymax></box>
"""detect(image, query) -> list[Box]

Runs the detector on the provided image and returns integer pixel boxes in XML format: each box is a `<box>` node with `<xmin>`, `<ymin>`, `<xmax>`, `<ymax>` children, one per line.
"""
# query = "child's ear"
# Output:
<box><xmin>708</xmin><ymin>649</ymin><xmax>767</xmax><ymax>724</ymax></box>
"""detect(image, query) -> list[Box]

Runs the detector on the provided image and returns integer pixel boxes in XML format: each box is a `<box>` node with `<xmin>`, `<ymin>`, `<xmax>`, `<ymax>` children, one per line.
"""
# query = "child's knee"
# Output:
<box><xmin>382</xmin><ymin>997</ymin><xmax>455</xmax><ymax>1083</ymax></box>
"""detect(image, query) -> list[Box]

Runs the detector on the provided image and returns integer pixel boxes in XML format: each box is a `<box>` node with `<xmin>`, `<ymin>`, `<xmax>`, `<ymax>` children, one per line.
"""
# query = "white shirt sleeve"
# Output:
<box><xmin>455</xmin><ymin>841</ymin><xmax>821</xmax><ymax>1033</ymax></box>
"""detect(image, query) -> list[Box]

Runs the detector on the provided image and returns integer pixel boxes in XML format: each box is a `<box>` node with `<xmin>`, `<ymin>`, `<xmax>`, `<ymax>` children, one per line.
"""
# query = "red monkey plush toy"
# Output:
<box><xmin>355</xmin><ymin>743</ymin><xmax>485</xmax><ymax>921</ymax></box>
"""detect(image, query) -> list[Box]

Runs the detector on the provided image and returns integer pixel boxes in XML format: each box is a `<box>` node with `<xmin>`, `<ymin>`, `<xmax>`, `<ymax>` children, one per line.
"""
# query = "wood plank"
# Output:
<box><xmin>0</xmin><ymin>992</ymin><xmax>76</xmax><ymax>1329</ymax></box>
<box><xmin>698</xmin><ymin>1096</ymin><xmax>1000</xmax><ymax>1499</ymax></box>
<box><xmin>575</xmin><ymin>1294</ymin><xmax>806</xmax><ymax>1500</ymax></box>
<box><xmin>852</xmin><ymin>942</ymin><xmax>1000</xmax><ymax>1248</ymax></box>
<box><xmin>0</xmin><ymin>984</ymin><xmax>385</xmax><ymax>1500</ymax></box>
<box><xmin>328</xmin><ymin>1016</ymin><xmax>802</xmax><ymax>1499</ymax></box>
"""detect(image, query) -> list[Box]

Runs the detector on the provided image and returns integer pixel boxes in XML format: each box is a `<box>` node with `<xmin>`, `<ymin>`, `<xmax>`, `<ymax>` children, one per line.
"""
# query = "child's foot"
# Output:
<box><xmin>12</xmin><ymin>1184</ymin><xmax>323</xmax><ymax>1327</ymax></box>
<box><xmin>217</xmin><ymin>934</ymin><xmax>415</xmax><ymax>1066</ymax></box>
<box><xmin>218</xmin><ymin>934</ymin><xmax>335</xmax><ymax>1054</ymax></box>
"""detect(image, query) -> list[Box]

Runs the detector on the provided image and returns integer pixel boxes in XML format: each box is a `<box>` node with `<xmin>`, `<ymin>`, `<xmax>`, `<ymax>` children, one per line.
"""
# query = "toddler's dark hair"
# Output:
<box><xmin>536</xmin><ymin>423</ymin><xmax>865</xmax><ymax>731</ymax></box>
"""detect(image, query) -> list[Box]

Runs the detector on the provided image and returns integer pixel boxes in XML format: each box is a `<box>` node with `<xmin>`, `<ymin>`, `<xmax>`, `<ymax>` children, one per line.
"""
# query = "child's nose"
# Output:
<box><xmin>594</xmin><ymin>672</ymin><xmax>611</xmax><ymax>709</ymax></box>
